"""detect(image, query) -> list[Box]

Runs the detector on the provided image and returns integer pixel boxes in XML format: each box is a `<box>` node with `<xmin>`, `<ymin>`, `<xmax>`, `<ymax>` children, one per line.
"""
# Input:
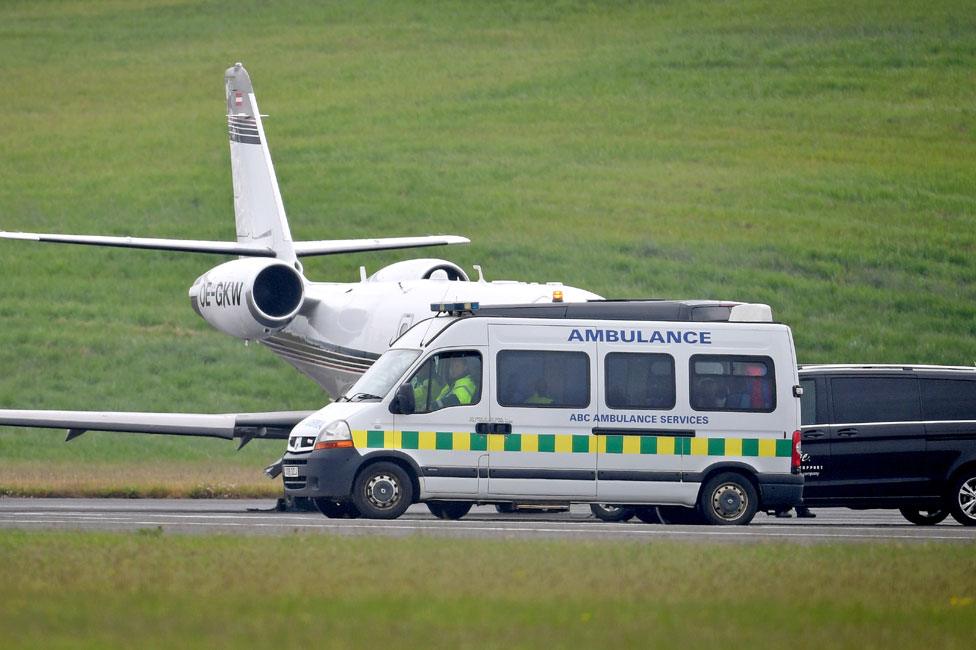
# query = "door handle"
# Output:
<box><xmin>475</xmin><ymin>422</ymin><xmax>512</xmax><ymax>435</ymax></box>
<box><xmin>836</xmin><ymin>428</ymin><xmax>859</xmax><ymax>437</ymax></box>
<box><xmin>802</xmin><ymin>430</ymin><xmax>826</xmax><ymax>439</ymax></box>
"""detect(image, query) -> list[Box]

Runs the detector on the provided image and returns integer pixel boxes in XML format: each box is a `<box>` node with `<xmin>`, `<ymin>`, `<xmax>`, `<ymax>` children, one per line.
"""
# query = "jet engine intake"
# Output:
<box><xmin>189</xmin><ymin>258</ymin><xmax>304</xmax><ymax>340</ymax></box>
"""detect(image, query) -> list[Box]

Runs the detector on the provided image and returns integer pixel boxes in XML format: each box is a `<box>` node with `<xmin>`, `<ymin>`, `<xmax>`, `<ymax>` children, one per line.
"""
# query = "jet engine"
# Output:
<box><xmin>189</xmin><ymin>258</ymin><xmax>304</xmax><ymax>340</ymax></box>
<box><xmin>367</xmin><ymin>258</ymin><xmax>469</xmax><ymax>282</ymax></box>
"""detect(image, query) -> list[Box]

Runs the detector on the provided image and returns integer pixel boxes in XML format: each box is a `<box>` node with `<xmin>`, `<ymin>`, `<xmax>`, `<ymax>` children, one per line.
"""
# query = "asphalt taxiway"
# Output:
<box><xmin>1</xmin><ymin>498</ymin><xmax>974</xmax><ymax>543</ymax></box>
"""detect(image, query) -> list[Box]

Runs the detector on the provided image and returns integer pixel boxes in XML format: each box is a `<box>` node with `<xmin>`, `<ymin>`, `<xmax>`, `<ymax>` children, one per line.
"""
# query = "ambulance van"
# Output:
<box><xmin>281</xmin><ymin>300</ymin><xmax>804</xmax><ymax>525</ymax></box>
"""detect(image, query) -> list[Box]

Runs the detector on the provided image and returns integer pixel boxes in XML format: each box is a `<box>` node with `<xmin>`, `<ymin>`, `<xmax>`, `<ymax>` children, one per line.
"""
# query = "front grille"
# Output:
<box><xmin>284</xmin><ymin>479</ymin><xmax>307</xmax><ymax>490</ymax></box>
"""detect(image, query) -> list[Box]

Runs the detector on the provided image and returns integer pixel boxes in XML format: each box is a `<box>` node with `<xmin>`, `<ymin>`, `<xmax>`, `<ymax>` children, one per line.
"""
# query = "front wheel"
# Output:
<box><xmin>351</xmin><ymin>462</ymin><xmax>414</xmax><ymax>519</ymax></box>
<box><xmin>948</xmin><ymin>471</ymin><xmax>976</xmax><ymax>526</ymax></box>
<box><xmin>590</xmin><ymin>504</ymin><xmax>636</xmax><ymax>522</ymax></box>
<box><xmin>698</xmin><ymin>473</ymin><xmax>758</xmax><ymax>525</ymax></box>
<box><xmin>899</xmin><ymin>507</ymin><xmax>948</xmax><ymax>526</ymax></box>
<box><xmin>427</xmin><ymin>501</ymin><xmax>473</xmax><ymax>520</ymax></box>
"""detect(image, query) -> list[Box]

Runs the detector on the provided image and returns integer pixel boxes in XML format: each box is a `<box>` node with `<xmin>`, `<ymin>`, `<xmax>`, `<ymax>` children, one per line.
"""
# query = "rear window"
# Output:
<box><xmin>497</xmin><ymin>350</ymin><xmax>590</xmax><ymax>408</ymax></box>
<box><xmin>921</xmin><ymin>378</ymin><xmax>976</xmax><ymax>421</ymax></box>
<box><xmin>605</xmin><ymin>353</ymin><xmax>675</xmax><ymax>410</ymax></box>
<box><xmin>690</xmin><ymin>355</ymin><xmax>776</xmax><ymax>412</ymax></box>
<box><xmin>831</xmin><ymin>377</ymin><xmax>920</xmax><ymax>424</ymax></box>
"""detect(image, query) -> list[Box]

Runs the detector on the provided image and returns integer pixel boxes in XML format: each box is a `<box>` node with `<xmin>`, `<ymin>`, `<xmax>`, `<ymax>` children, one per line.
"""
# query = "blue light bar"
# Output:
<box><xmin>430</xmin><ymin>301</ymin><xmax>480</xmax><ymax>315</ymax></box>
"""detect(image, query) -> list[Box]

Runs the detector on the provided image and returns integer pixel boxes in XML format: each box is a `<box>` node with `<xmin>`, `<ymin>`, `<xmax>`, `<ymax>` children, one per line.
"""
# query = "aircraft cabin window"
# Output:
<box><xmin>690</xmin><ymin>355</ymin><xmax>776</xmax><ymax>413</ymax></box>
<box><xmin>497</xmin><ymin>350</ymin><xmax>590</xmax><ymax>409</ymax></box>
<box><xmin>605</xmin><ymin>352</ymin><xmax>675</xmax><ymax>410</ymax></box>
<box><xmin>407</xmin><ymin>351</ymin><xmax>482</xmax><ymax>414</ymax></box>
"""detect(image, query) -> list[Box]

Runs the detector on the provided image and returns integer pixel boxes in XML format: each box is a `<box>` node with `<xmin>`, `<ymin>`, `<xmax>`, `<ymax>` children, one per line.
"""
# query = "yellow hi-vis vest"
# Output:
<box><xmin>437</xmin><ymin>375</ymin><xmax>476</xmax><ymax>406</ymax></box>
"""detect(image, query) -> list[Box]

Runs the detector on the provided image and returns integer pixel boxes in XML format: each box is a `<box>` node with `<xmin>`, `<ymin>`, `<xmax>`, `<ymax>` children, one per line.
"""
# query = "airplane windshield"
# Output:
<box><xmin>343</xmin><ymin>349</ymin><xmax>421</xmax><ymax>401</ymax></box>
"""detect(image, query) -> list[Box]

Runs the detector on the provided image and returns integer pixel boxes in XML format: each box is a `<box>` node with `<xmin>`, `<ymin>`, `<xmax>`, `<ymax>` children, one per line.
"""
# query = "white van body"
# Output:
<box><xmin>283</xmin><ymin>301</ymin><xmax>803</xmax><ymax>524</ymax></box>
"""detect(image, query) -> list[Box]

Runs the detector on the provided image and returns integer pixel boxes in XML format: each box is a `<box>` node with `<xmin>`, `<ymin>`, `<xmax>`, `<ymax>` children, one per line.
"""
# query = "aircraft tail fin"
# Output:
<box><xmin>225</xmin><ymin>62</ymin><xmax>297</xmax><ymax>264</ymax></box>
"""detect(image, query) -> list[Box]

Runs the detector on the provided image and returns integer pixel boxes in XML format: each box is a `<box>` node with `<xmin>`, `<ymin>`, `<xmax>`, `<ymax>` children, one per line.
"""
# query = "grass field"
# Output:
<box><xmin>1</xmin><ymin>0</ymin><xmax>975</xmax><ymax>492</ymax></box>
<box><xmin>0</xmin><ymin>530</ymin><xmax>973</xmax><ymax>648</ymax></box>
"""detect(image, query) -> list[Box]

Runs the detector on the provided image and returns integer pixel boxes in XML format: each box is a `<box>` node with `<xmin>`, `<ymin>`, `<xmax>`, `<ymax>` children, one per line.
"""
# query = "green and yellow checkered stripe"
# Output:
<box><xmin>351</xmin><ymin>430</ymin><xmax>791</xmax><ymax>457</ymax></box>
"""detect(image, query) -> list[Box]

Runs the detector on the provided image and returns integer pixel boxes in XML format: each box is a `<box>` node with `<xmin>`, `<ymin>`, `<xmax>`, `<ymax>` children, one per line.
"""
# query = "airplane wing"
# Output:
<box><xmin>0</xmin><ymin>231</ymin><xmax>277</xmax><ymax>256</ymax></box>
<box><xmin>292</xmin><ymin>235</ymin><xmax>470</xmax><ymax>257</ymax></box>
<box><xmin>0</xmin><ymin>231</ymin><xmax>468</xmax><ymax>258</ymax></box>
<box><xmin>0</xmin><ymin>409</ymin><xmax>313</xmax><ymax>449</ymax></box>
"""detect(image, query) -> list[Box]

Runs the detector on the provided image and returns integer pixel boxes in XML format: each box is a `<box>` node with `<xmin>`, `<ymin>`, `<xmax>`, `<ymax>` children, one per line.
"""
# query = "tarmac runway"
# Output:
<box><xmin>1</xmin><ymin>498</ymin><xmax>974</xmax><ymax>543</ymax></box>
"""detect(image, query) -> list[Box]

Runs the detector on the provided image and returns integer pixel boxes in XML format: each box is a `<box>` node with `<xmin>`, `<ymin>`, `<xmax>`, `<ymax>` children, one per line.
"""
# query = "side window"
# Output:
<box><xmin>830</xmin><ymin>377</ymin><xmax>919</xmax><ymax>424</ymax></box>
<box><xmin>921</xmin><ymin>378</ymin><xmax>976</xmax><ymax>421</ymax></box>
<box><xmin>497</xmin><ymin>350</ymin><xmax>590</xmax><ymax>408</ymax></box>
<box><xmin>800</xmin><ymin>378</ymin><xmax>820</xmax><ymax>426</ymax></box>
<box><xmin>605</xmin><ymin>353</ymin><xmax>675</xmax><ymax>410</ymax></box>
<box><xmin>690</xmin><ymin>355</ymin><xmax>776</xmax><ymax>412</ymax></box>
<box><xmin>406</xmin><ymin>351</ymin><xmax>482</xmax><ymax>414</ymax></box>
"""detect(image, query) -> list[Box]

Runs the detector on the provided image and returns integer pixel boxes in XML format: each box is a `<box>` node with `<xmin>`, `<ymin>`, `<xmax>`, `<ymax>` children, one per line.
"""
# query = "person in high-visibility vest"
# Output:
<box><xmin>434</xmin><ymin>355</ymin><xmax>478</xmax><ymax>408</ymax></box>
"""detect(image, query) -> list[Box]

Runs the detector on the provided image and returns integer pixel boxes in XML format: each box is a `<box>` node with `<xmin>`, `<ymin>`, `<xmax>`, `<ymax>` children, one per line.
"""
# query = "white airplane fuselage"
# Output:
<box><xmin>265</xmin><ymin>276</ymin><xmax>600</xmax><ymax>397</ymax></box>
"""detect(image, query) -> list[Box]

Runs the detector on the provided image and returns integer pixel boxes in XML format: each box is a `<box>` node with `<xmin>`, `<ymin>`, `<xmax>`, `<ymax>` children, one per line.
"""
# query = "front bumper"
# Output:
<box><xmin>282</xmin><ymin>447</ymin><xmax>363</xmax><ymax>499</ymax></box>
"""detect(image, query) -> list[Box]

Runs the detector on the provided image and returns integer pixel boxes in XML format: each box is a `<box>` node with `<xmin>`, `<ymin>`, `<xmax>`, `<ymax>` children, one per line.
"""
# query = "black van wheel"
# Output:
<box><xmin>699</xmin><ymin>473</ymin><xmax>758</xmax><ymax>525</ymax></box>
<box><xmin>899</xmin><ymin>507</ymin><xmax>948</xmax><ymax>526</ymax></box>
<box><xmin>427</xmin><ymin>501</ymin><xmax>473</xmax><ymax>520</ymax></box>
<box><xmin>352</xmin><ymin>462</ymin><xmax>414</xmax><ymax>519</ymax></box>
<box><xmin>948</xmin><ymin>471</ymin><xmax>976</xmax><ymax>526</ymax></box>
<box><xmin>314</xmin><ymin>498</ymin><xmax>361</xmax><ymax>519</ymax></box>
<box><xmin>590</xmin><ymin>504</ymin><xmax>636</xmax><ymax>522</ymax></box>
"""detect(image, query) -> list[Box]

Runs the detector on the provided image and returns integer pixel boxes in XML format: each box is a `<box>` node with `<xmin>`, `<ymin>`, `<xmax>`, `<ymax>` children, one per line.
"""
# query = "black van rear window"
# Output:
<box><xmin>921</xmin><ymin>379</ymin><xmax>976</xmax><ymax>421</ymax></box>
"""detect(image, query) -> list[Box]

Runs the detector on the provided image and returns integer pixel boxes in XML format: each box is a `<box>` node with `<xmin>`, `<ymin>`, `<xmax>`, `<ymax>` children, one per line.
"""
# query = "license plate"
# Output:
<box><xmin>284</xmin><ymin>465</ymin><xmax>299</xmax><ymax>478</ymax></box>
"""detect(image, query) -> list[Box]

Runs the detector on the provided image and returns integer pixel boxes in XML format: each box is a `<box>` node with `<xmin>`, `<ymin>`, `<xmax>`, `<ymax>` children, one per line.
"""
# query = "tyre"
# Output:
<box><xmin>313</xmin><ymin>498</ymin><xmax>361</xmax><ymax>519</ymax></box>
<box><xmin>899</xmin><ymin>507</ymin><xmax>948</xmax><ymax>526</ymax></box>
<box><xmin>698</xmin><ymin>472</ymin><xmax>758</xmax><ymax>526</ymax></box>
<box><xmin>351</xmin><ymin>462</ymin><xmax>414</xmax><ymax>519</ymax></box>
<box><xmin>590</xmin><ymin>503</ymin><xmax>636</xmax><ymax>522</ymax></box>
<box><xmin>633</xmin><ymin>506</ymin><xmax>663</xmax><ymax>524</ymax></box>
<box><xmin>427</xmin><ymin>501</ymin><xmax>473</xmax><ymax>520</ymax></box>
<box><xmin>657</xmin><ymin>505</ymin><xmax>705</xmax><ymax>525</ymax></box>
<box><xmin>948</xmin><ymin>470</ymin><xmax>976</xmax><ymax>526</ymax></box>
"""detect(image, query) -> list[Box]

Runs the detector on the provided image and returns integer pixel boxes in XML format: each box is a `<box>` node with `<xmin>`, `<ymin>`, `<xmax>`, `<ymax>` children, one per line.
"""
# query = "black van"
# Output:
<box><xmin>798</xmin><ymin>365</ymin><xmax>976</xmax><ymax>525</ymax></box>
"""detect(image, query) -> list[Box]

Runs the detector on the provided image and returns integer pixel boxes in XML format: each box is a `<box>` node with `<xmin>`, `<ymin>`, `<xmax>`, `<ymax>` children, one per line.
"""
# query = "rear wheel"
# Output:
<box><xmin>313</xmin><ymin>498</ymin><xmax>361</xmax><ymax>519</ymax></box>
<box><xmin>351</xmin><ymin>462</ymin><xmax>414</xmax><ymax>519</ymax></box>
<box><xmin>899</xmin><ymin>507</ymin><xmax>948</xmax><ymax>526</ymax></box>
<box><xmin>427</xmin><ymin>501</ymin><xmax>473</xmax><ymax>520</ymax></box>
<box><xmin>698</xmin><ymin>473</ymin><xmax>758</xmax><ymax>525</ymax></box>
<box><xmin>590</xmin><ymin>504</ymin><xmax>636</xmax><ymax>522</ymax></box>
<box><xmin>948</xmin><ymin>471</ymin><xmax>976</xmax><ymax>526</ymax></box>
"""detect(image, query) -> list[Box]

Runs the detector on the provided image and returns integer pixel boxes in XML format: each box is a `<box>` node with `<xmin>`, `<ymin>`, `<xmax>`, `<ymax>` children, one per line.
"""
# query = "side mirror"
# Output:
<box><xmin>390</xmin><ymin>383</ymin><xmax>416</xmax><ymax>415</ymax></box>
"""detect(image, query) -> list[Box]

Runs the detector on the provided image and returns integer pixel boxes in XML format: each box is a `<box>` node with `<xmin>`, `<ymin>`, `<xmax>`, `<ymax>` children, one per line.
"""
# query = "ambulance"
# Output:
<box><xmin>281</xmin><ymin>300</ymin><xmax>804</xmax><ymax>525</ymax></box>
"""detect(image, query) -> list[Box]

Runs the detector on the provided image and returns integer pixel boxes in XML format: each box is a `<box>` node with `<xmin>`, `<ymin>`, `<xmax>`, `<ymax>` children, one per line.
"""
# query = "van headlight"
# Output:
<box><xmin>313</xmin><ymin>420</ymin><xmax>353</xmax><ymax>451</ymax></box>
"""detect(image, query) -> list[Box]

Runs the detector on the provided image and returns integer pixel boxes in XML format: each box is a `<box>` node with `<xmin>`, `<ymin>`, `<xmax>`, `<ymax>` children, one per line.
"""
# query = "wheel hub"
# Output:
<box><xmin>366</xmin><ymin>474</ymin><xmax>400</xmax><ymax>509</ymax></box>
<box><xmin>712</xmin><ymin>484</ymin><xmax>747</xmax><ymax>520</ymax></box>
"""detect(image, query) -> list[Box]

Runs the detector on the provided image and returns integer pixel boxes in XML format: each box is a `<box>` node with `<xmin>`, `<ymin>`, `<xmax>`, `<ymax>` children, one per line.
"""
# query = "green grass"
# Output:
<box><xmin>0</xmin><ymin>530</ymin><xmax>973</xmax><ymax>648</ymax></box>
<box><xmin>1</xmin><ymin>0</ymin><xmax>975</xmax><ymax>481</ymax></box>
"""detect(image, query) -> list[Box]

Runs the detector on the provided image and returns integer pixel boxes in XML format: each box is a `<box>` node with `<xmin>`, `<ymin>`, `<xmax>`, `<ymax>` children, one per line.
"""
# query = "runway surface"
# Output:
<box><xmin>1</xmin><ymin>498</ymin><xmax>974</xmax><ymax>543</ymax></box>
